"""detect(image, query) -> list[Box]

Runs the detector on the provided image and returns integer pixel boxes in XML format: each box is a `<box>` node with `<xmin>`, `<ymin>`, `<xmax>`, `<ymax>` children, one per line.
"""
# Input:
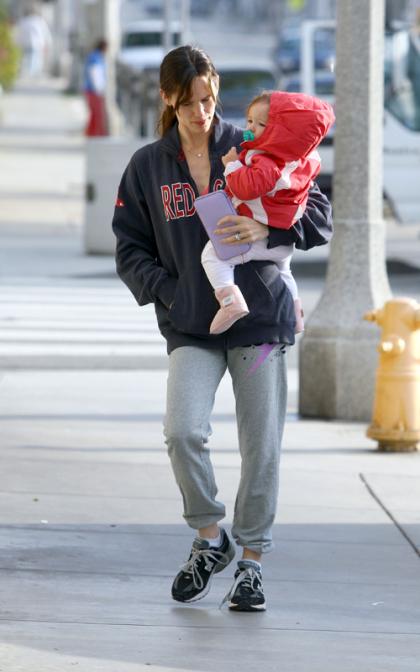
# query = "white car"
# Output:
<box><xmin>117</xmin><ymin>20</ymin><xmax>183</xmax><ymax>72</ymax></box>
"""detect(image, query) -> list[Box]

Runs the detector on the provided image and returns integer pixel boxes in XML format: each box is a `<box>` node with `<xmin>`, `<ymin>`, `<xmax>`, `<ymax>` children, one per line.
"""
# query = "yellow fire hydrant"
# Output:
<box><xmin>364</xmin><ymin>297</ymin><xmax>420</xmax><ymax>452</ymax></box>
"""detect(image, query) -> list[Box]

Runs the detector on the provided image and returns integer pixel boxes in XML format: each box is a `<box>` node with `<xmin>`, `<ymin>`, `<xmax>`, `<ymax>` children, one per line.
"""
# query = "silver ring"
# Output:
<box><xmin>235</xmin><ymin>232</ymin><xmax>241</xmax><ymax>241</ymax></box>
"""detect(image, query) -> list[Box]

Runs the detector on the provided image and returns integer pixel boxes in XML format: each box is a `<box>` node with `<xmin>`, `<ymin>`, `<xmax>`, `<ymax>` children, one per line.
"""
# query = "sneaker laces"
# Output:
<box><xmin>180</xmin><ymin>546</ymin><xmax>230</xmax><ymax>591</ymax></box>
<box><xmin>219</xmin><ymin>566</ymin><xmax>261</xmax><ymax>609</ymax></box>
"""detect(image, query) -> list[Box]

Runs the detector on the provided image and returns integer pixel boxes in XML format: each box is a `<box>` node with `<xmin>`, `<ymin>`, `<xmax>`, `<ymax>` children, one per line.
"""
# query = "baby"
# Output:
<box><xmin>201</xmin><ymin>90</ymin><xmax>335</xmax><ymax>335</ymax></box>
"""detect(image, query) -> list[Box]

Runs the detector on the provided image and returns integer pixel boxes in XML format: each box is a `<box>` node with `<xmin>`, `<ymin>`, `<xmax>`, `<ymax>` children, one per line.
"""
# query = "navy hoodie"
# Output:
<box><xmin>112</xmin><ymin>116</ymin><xmax>333</xmax><ymax>354</ymax></box>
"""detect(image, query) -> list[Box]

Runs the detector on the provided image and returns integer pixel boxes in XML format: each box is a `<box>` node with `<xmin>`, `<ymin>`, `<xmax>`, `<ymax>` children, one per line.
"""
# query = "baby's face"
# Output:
<box><xmin>246</xmin><ymin>101</ymin><xmax>269</xmax><ymax>139</ymax></box>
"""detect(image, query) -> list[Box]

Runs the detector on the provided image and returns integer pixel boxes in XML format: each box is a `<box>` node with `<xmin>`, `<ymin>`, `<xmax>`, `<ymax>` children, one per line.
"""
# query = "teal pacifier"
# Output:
<box><xmin>243</xmin><ymin>130</ymin><xmax>255</xmax><ymax>142</ymax></box>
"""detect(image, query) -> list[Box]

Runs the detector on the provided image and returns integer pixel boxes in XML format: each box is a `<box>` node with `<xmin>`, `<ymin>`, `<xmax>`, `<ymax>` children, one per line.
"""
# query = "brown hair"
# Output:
<box><xmin>94</xmin><ymin>38</ymin><xmax>108</xmax><ymax>52</ymax></box>
<box><xmin>246</xmin><ymin>90</ymin><xmax>272</xmax><ymax>116</ymax></box>
<box><xmin>158</xmin><ymin>45</ymin><xmax>219</xmax><ymax>136</ymax></box>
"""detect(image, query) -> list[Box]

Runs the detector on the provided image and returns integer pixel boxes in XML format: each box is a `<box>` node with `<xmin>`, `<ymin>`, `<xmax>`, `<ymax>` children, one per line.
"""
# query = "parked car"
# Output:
<box><xmin>280</xmin><ymin>70</ymin><xmax>335</xmax><ymax>99</ymax></box>
<box><xmin>273</xmin><ymin>27</ymin><xmax>335</xmax><ymax>75</ymax></box>
<box><xmin>215</xmin><ymin>63</ymin><xmax>277</xmax><ymax>127</ymax></box>
<box><xmin>117</xmin><ymin>20</ymin><xmax>182</xmax><ymax>71</ymax></box>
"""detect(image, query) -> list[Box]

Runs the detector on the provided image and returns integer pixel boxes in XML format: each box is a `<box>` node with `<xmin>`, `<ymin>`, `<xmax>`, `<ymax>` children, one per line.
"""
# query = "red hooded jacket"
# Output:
<box><xmin>224</xmin><ymin>91</ymin><xmax>335</xmax><ymax>229</ymax></box>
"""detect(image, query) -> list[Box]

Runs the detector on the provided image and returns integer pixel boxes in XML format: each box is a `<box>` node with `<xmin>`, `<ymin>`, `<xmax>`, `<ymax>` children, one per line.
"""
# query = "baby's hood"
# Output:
<box><xmin>242</xmin><ymin>91</ymin><xmax>335</xmax><ymax>161</ymax></box>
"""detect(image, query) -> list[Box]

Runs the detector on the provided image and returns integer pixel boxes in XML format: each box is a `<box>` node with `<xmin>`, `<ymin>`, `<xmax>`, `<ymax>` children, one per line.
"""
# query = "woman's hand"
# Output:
<box><xmin>215</xmin><ymin>215</ymin><xmax>269</xmax><ymax>244</ymax></box>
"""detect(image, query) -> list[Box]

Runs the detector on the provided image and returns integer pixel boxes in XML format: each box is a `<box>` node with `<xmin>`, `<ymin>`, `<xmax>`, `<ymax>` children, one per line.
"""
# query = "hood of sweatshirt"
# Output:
<box><xmin>241</xmin><ymin>91</ymin><xmax>335</xmax><ymax>161</ymax></box>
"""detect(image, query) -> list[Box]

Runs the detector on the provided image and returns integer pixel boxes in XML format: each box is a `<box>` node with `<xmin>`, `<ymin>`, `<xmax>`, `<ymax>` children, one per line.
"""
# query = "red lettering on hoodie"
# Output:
<box><xmin>161</xmin><ymin>185</ymin><xmax>175</xmax><ymax>221</ymax></box>
<box><xmin>183</xmin><ymin>183</ymin><xmax>196</xmax><ymax>216</ymax></box>
<box><xmin>172</xmin><ymin>183</ymin><xmax>185</xmax><ymax>217</ymax></box>
<box><xmin>213</xmin><ymin>179</ymin><xmax>224</xmax><ymax>192</ymax></box>
<box><xmin>161</xmin><ymin>182</ymin><xmax>198</xmax><ymax>220</ymax></box>
<box><xmin>161</xmin><ymin>181</ymin><xmax>225</xmax><ymax>221</ymax></box>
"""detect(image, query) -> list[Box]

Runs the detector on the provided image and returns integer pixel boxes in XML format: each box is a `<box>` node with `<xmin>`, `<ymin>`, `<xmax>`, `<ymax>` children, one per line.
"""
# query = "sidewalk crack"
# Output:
<box><xmin>359</xmin><ymin>473</ymin><xmax>420</xmax><ymax>559</ymax></box>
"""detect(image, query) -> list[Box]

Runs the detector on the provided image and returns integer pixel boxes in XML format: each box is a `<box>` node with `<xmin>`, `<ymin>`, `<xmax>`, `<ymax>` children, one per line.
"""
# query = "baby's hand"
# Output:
<box><xmin>221</xmin><ymin>147</ymin><xmax>239</xmax><ymax>167</ymax></box>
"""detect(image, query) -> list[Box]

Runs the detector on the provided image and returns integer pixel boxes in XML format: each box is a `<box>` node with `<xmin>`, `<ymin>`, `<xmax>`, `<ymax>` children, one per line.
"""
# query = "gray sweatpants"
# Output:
<box><xmin>164</xmin><ymin>344</ymin><xmax>287</xmax><ymax>554</ymax></box>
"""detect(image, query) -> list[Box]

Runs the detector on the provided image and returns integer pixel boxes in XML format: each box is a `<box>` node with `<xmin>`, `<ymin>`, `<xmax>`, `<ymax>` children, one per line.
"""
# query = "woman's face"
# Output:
<box><xmin>246</xmin><ymin>101</ymin><xmax>270</xmax><ymax>139</ymax></box>
<box><xmin>163</xmin><ymin>75</ymin><xmax>218</xmax><ymax>137</ymax></box>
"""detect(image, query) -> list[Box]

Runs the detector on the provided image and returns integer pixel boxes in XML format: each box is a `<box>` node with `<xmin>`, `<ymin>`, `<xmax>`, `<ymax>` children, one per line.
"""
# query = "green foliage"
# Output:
<box><xmin>0</xmin><ymin>3</ymin><xmax>20</xmax><ymax>90</ymax></box>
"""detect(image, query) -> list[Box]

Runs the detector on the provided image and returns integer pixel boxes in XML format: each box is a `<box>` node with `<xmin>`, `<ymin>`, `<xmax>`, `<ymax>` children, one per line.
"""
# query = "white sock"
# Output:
<box><xmin>240</xmin><ymin>559</ymin><xmax>262</xmax><ymax>571</ymax></box>
<box><xmin>200</xmin><ymin>531</ymin><xmax>222</xmax><ymax>548</ymax></box>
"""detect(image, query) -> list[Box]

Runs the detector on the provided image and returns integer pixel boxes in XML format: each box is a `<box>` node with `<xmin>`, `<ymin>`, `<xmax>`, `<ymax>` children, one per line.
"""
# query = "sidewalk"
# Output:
<box><xmin>0</xmin><ymin>78</ymin><xmax>419</xmax><ymax>672</ymax></box>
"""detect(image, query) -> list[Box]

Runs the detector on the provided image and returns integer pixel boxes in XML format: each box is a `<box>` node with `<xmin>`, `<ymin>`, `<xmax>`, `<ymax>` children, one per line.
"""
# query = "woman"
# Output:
<box><xmin>112</xmin><ymin>46</ymin><xmax>332</xmax><ymax>612</ymax></box>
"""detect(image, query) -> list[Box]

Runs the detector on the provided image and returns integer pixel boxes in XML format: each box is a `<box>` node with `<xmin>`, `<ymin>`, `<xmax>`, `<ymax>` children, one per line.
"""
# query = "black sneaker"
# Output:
<box><xmin>171</xmin><ymin>528</ymin><xmax>235</xmax><ymax>603</ymax></box>
<box><xmin>221</xmin><ymin>560</ymin><xmax>266</xmax><ymax>612</ymax></box>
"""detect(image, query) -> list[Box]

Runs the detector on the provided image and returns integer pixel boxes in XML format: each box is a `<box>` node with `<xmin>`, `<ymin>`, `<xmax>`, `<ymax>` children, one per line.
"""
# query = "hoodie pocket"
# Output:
<box><xmin>168</xmin><ymin>263</ymin><xmax>218</xmax><ymax>335</ymax></box>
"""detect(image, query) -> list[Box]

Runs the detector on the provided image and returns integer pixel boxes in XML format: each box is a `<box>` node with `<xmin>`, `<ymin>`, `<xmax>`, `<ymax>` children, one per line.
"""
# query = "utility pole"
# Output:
<box><xmin>163</xmin><ymin>0</ymin><xmax>172</xmax><ymax>53</ymax></box>
<box><xmin>164</xmin><ymin>0</ymin><xmax>191</xmax><ymax>51</ymax></box>
<box><xmin>103</xmin><ymin>0</ymin><xmax>122</xmax><ymax>135</ymax></box>
<box><xmin>50</xmin><ymin>0</ymin><xmax>68</xmax><ymax>77</ymax></box>
<box><xmin>181</xmin><ymin>0</ymin><xmax>191</xmax><ymax>42</ymax></box>
<box><xmin>299</xmin><ymin>0</ymin><xmax>391</xmax><ymax>420</ymax></box>
<box><xmin>79</xmin><ymin>0</ymin><xmax>122</xmax><ymax>135</ymax></box>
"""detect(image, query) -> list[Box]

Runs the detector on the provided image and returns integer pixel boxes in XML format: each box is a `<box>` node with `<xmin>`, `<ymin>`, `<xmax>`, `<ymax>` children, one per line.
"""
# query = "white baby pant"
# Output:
<box><xmin>201</xmin><ymin>239</ymin><xmax>298</xmax><ymax>301</ymax></box>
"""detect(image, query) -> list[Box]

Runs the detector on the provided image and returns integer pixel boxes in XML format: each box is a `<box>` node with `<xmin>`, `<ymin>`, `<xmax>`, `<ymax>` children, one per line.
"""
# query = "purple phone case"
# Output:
<box><xmin>194</xmin><ymin>191</ymin><xmax>251</xmax><ymax>260</ymax></box>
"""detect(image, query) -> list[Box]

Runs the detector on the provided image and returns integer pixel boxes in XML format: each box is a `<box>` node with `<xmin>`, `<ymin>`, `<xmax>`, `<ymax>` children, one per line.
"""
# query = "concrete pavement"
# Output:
<box><xmin>0</xmin><ymin>78</ymin><xmax>420</xmax><ymax>671</ymax></box>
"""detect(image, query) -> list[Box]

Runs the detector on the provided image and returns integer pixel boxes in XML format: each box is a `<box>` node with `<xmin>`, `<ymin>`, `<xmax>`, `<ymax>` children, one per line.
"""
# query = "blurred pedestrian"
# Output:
<box><xmin>15</xmin><ymin>6</ymin><xmax>52</xmax><ymax>77</ymax></box>
<box><xmin>83</xmin><ymin>38</ymin><xmax>108</xmax><ymax>137</ymax></box>
<box><xmin>112</xmin><ymin>45</ymin><xmax>333</xmax><ymax>612</ymax></box>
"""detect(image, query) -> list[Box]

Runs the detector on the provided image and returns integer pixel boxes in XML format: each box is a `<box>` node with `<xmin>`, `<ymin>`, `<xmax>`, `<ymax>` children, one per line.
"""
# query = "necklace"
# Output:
<box><xmin>183</xmin><ymin>145</ymin><xmax>208</xmax><ymax>159</ymax></box>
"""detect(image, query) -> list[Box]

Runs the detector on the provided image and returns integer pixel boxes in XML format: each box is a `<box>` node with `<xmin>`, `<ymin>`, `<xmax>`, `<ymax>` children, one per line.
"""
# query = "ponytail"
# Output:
<box><xmin>158</xmin><ymin>104</ymin><xmax>177</xmax><ymax>136</ymax></box>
